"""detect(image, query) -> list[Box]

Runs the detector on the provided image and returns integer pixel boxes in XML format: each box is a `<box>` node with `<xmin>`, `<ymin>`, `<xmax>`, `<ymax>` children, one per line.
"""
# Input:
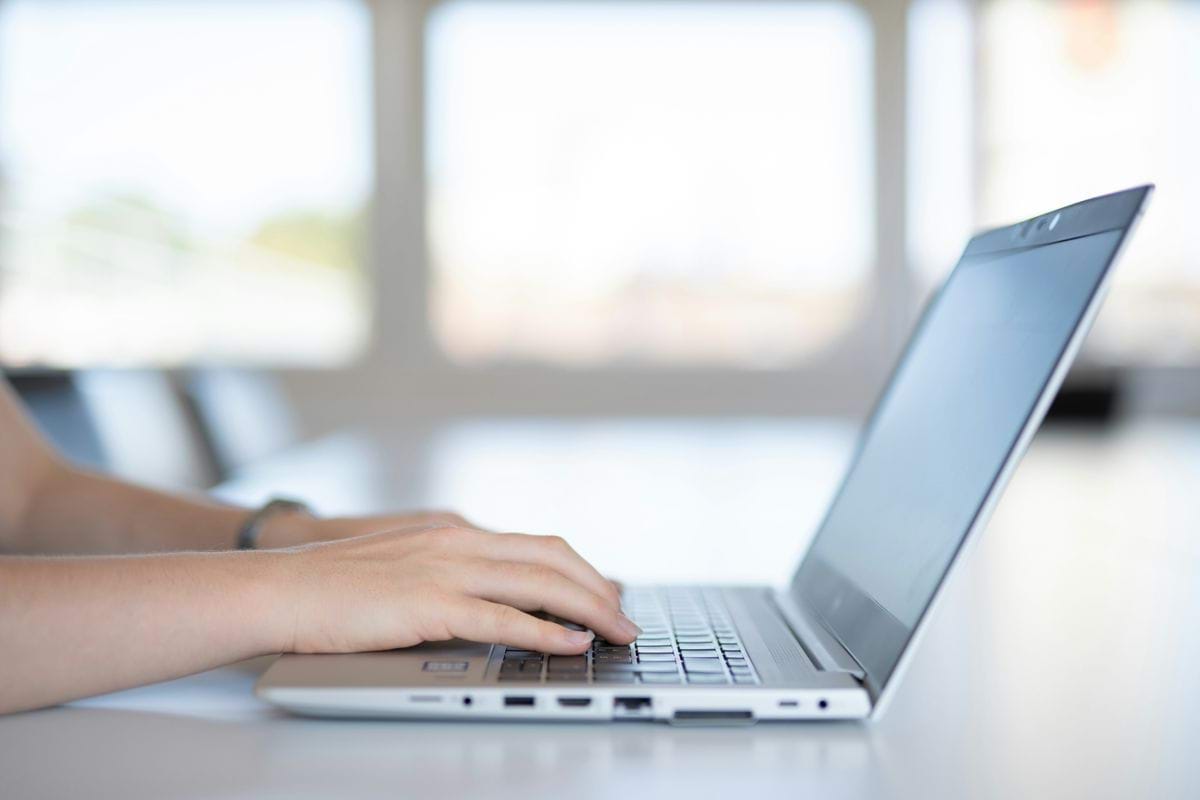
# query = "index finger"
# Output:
<box><xmin>443</xmin><ymin>598</ymin><xmax>597</xmax><ymax>655</ymax></box>
<box><xmin>477</xmin><ymin>533</ymin><xmax>623</xmax><ymax>609</ymax></box>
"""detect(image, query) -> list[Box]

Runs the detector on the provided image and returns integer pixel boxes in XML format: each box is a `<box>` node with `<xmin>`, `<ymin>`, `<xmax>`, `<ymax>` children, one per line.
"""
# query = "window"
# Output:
<box><xmin>0</xmin><ymin>0</ymin><xmax>372</xmax><ymax>367</ymax></box>
<box><xmin>977</xmin><ymin>0</ymin><xmax>1200</xmax><ymax>364</ymax></box>
<box><xmin>907</xmin><ymin>0</ymin><xmax>974</xmax><ymax>284</ymax></box>
<box><xmin>425</xmin><ymin>1</ymin><xmax>874</xmax><ymax>367</ymax></box>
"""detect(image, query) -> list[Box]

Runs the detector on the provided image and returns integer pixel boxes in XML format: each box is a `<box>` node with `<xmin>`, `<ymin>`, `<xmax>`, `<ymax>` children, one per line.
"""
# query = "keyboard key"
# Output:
<box><xmin>733</xmin><ymin>675</ymin><xmax>757</xmax><ymax>684</ymax></box>
<box><xmin>640</xmin><ymin>673</ymin><xmax>682</xmax><ymax>684</ymax></box>
<box><xmin>637</xmin><ymin>653</ymin><xmax>678</xmax><ymax>662</ymax></box>
<box><xmin>686</xmin><ymin>673</ymin><xmax>730</xmax><ymax>684</ymax></box>
<box><xmin>678</xmin><ymin>646</ymin><xmax>719</xmax><ymax>654</ymax></box>
<box><xmin>548</xmin><ymin>656</ymin><xmax>587</xmax><ymax>673</ymax></box>
<box><xmin>593</xmin><ymin>663</ymin><xmax>637</xmax><ymax>673</ymax></box>
<box><xmin>636</xmin><ymin>646</ymin><xmax>675</xmax><ymax>655</ymax></box>
<box><xmin>725</xmin><ymin>659</ymin><xmax>748</xmax><ymax>668</ymax></box>
<box><xmin>595</xmin><ymin>673</ymin><xmax>637</xmax><ymax>684</ymax></box>
<box><xmin>683</xmin><ymin>661</ymin><xmax>725</xmax><ymax>674</ymax></box>
<box><xmin>498</xmin><ymin>673</ymin><xmax>539</xmax><ymax>681</ymax></box>
<box><xmin>632</xmin><ymin>663</ymin><xmax>680</xmax><ymax>673</ymax></box>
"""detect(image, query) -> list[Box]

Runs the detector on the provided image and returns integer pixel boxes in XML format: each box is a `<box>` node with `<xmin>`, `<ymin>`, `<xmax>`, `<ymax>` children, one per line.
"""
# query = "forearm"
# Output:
<box><xmin>10</xmin><ymin>464</ymin><xmax>319</xmax><ymax>555</ymax></box>
<box><xmin>0</xmin><ymin>551</ymin><xmax>289</xmax><ymax>714</ymax></box>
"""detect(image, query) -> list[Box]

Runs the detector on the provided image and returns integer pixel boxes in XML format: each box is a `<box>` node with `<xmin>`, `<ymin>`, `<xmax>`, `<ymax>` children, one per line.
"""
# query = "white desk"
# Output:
<box><xmin>4</xmin><ymin>418</ymin><xmax>1200</xmax><ymax>799</ymax></box>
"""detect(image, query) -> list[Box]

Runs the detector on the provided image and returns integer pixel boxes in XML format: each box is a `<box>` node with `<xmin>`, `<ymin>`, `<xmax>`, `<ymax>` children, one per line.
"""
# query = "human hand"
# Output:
<box><xmin>266</xmin><ymin>525</ymin><xmax>637</xmax><ymax>655</ymax></box>
<box><xmin>257</xmin><ymin>508</ymin><xmax>485</xmax><ymax>549</ymax></box>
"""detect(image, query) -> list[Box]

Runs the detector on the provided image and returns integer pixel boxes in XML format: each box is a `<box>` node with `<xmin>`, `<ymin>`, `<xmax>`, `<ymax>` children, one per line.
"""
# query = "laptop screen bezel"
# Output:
<box><xmin>788</xmin><ymin>186</ymin><xmax>1153</xmax><ymax>703</ymax></box>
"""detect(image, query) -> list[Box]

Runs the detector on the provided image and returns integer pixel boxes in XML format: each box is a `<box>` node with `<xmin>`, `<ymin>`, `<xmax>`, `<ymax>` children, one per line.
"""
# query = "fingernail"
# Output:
<box><xmin>618</xmin><ymin>614</ymin><xmax>642</xmax><ymax>638</ymax></box>
<box><xmin>566</xmin><ymin>630</ymin><xmax>595</xmax><ymax>647</ymax></box>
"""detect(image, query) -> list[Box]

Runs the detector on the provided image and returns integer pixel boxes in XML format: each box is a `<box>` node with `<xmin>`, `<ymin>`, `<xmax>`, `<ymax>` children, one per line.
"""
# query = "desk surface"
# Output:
<box><xmin>4</xmin><ymin>418</ymin><xmax>1200</xmax><ymax>799</ymax></box>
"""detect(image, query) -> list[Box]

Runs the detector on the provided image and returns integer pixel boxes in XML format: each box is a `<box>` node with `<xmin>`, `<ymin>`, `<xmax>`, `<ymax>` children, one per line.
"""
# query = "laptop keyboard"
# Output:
<box><xmin>496</xmin><ymin>588</ymin><xmax>760</xmax><ymax>686</ymax></box>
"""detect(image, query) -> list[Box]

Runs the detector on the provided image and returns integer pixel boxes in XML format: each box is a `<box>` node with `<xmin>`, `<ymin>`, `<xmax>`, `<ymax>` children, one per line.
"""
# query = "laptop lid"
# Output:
<box><xmin>790</xmin><ymin>186</ymin><xmax>1152</xmax><ymax>706</ymax></box>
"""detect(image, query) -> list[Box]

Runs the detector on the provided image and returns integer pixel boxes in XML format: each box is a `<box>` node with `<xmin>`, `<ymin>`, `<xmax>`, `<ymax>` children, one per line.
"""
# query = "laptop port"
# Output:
<box><xmin>557</xmin><ymin>697</ymin><xmax>592</xmax><ymax>708</ymax></box>
<box><xmin>671</xmin><ymin>710</ymin><xmax>755</xmax><ymax>726</ymax></box>
<box><xmin>613</xmin><ymin>696</ymin><xmax>653</xmax><ymax>718</ymax></box>
<box><xmin>504</xmin><ymin>696</ymin><xmax>535</xmax><ymax>707</ymax></box>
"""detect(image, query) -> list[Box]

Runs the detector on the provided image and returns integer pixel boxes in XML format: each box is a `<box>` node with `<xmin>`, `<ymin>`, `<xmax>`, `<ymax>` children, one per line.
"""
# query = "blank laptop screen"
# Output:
<box><xmin>792</xmin><ymin>224</ymin><xmax>1128</xmax><ymax>695</ymax></box>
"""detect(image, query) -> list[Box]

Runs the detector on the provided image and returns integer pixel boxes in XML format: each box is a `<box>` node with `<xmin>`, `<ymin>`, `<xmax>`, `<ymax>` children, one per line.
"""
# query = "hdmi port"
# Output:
<box><xmin>557</xmin><ymin>697</ymin><xmax>592</xmax><ymax>708</ymax></box>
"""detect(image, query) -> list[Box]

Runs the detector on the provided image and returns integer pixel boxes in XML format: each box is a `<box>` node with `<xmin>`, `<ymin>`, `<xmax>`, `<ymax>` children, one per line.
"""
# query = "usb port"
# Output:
<box><xmin>504</xmin><ymin>696</ymin><xmax>535</xmax><ymax>707</ymax></box>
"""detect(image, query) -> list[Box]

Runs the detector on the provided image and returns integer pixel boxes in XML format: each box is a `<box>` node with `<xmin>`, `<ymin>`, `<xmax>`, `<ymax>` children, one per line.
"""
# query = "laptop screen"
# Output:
<box><xmin>791</xmin><ymin>187</ymin><xmax>1149</xmax><ymax>699</ymax></box>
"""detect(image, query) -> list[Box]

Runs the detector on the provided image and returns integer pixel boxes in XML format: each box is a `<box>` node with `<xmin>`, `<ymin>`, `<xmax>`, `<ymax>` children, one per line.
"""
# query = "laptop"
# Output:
<box><xmin>258</xmin><ymin>185</ymin><xmax>1152</xmax><ymax>723</ymax></box>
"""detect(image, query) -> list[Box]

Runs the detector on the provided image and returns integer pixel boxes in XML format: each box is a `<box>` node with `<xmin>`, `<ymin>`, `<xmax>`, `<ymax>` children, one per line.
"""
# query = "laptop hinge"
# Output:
<box><xmin>771</xmin><ymin>589</ymin><xmax>866</xmax><ymax>680</ymax></box>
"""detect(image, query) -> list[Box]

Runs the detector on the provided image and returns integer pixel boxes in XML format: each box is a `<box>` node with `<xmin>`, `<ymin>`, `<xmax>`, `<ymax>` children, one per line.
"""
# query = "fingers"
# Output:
<box><xmin>469</xmin><ymin>561</ymin><xmax>640</xmax><ymax>645</ymax></box>
<box><xmin>443</xmin><ymin>598</ymin><xmax>597</xmax><ymax>655</ymax></box>
<box><xmin>473</xmin><ymin>532</ymin><xmax>623</xmax><ymax>610</ymax></box>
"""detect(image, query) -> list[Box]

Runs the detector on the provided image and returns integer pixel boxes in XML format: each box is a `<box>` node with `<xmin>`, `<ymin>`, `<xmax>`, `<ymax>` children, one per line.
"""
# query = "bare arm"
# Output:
<box><xmin>0</xmin><ymin>379</ymin><xmax>637</xmax><ymax>714</ymax></box>
<box><xmin>0</xmin><ymin>550</ymin><xmax>283</xmax><ymax>713</ymax></box>
<box><xmin>0</xmin><ymin>528</ymin><xmax>637</xmax><ymax>715</ymax></box>
<box><xmin>11</xmin><ymin>465</ymin><xmax>258</xmax><ymax>554</ymax></box>
<box><xmin>0</xmin><ymin>379</ymin><xmax>463</xmax><ymax>554</ymax></box>
<box><xmin>0</xmin><ymin>379</ymin><xmax>313</xmax><ymax>554</ymax></box>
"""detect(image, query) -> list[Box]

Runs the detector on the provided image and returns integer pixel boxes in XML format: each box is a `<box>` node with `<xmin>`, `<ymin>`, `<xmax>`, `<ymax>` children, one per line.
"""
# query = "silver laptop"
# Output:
<box><xmin>258</xmin><ymin>186</ymin><xmax>1152</xmax><ymax>723</ymax></box>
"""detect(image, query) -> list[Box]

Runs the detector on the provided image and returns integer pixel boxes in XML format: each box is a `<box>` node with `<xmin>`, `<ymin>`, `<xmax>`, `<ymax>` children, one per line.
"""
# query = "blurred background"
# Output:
<box><xmin>1</xmin><ymin>0</ymin><xmax>1198</xmax><ymax>493</ymax></box>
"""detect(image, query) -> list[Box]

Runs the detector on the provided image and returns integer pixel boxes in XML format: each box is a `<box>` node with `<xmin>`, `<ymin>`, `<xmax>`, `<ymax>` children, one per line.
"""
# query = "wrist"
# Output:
<box><xmin>249</xmin><ymin>547</ymin><xmax>305</xmax><ymax>654</ymax></box>
<box><xmin>254</xmin><ymin>505</ymin><xmax>324</xmax><ymax>549</ymax></box>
